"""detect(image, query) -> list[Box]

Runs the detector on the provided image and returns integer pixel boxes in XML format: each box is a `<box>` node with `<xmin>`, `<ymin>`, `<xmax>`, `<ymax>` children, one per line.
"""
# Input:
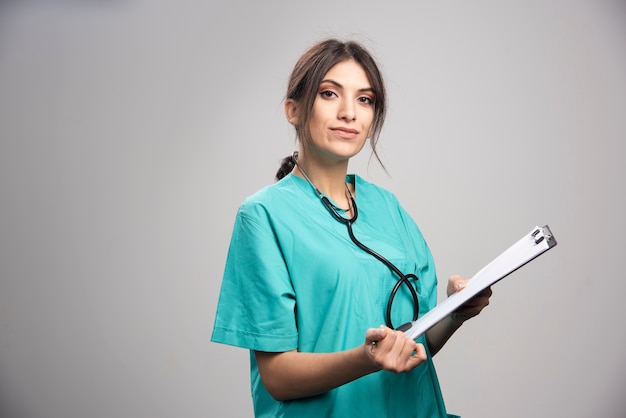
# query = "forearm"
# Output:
<box><xmin>255</xmin><ymin>347</ymin><xmax>378</xmax><ymax>401</ymax></box>
<box><xmin>427</xmin><ymin>279</ymin><xmax>493</xmax><ymax>355</ymax></box>
<box><xmin>425</xmin><ymin>313</ymin><xmax>465</xmax><ymax>356</ymax></box>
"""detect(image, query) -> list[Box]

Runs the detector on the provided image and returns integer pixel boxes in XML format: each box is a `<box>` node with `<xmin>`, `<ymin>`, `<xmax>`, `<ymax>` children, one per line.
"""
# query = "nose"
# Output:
<box><xmin>337</xmin><ymin>98</ymin><xmax>356</xmax><ymax>121</ymax></box>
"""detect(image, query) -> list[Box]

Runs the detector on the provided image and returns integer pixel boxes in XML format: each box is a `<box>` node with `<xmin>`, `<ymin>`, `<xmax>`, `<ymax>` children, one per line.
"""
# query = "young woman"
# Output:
<box><xmin>211</xmin><ymin>39</ymin><xmax>492</xmax><ymax>417</ymax></box>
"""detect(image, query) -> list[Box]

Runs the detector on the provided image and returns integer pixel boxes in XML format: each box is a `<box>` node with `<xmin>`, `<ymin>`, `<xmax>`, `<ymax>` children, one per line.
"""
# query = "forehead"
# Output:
<box><xmin>322</xmin><ymin>60</ymin><xmax>371</xmax><ymax>88</ymax></box>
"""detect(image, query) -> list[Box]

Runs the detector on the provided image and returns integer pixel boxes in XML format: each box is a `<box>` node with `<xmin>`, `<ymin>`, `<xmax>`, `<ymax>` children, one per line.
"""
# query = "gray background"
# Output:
<box><xmin>1</xmin><ymin>1</ymin><xmax>625</xmax><ymax>417</ymax></box>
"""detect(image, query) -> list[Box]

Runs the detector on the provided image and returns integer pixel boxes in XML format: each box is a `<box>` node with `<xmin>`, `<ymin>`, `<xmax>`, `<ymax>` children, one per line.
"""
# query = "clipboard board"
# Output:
<box><xmin>399</xmin><ymin>225</ymin><xmax>557</xmax><ymax>340</ymax></box>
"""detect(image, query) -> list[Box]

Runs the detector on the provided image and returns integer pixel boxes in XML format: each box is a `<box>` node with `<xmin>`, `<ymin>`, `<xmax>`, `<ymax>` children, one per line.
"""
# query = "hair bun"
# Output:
<box><xmin>275</xmin><ymin>154</ymin><xmax>297</xmax><ymax>181</ymax></box>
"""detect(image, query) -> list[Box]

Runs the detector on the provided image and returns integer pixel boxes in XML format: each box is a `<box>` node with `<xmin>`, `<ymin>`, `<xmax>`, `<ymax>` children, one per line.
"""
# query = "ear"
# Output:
<box><xmin>284</xmin><ymin>99</ymin><xmax>299</xmax><ymax>125</ymax></box>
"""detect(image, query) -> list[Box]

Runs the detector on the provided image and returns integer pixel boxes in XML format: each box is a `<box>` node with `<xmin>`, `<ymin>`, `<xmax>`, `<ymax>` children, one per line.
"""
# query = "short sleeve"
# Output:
<box><xmin>211</xmin><ymin>202</ymin><xmax>298</xmax><ymax>352</ymax></box>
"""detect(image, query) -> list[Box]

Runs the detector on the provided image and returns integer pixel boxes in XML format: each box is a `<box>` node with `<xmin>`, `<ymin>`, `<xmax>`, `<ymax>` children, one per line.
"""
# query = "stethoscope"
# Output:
<box><xmin>294</xmin><ymin>153</ymin><xmax>419</xmax><ymax>329</ymax></box>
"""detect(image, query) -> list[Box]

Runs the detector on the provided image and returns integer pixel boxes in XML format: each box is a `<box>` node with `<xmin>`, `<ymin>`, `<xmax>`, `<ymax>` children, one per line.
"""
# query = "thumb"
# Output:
<box><xmin>447</xmin><ymin>274</ymin><xmax>467</xmax><ymax>296</ymax></box>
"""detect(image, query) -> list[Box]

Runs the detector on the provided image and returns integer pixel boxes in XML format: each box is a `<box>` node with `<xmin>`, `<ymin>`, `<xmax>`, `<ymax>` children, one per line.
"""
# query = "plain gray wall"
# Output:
<box><xmin>1</xmin><ymin>1</ymin><xmax>625</xmax><ymax>417</ymax></box>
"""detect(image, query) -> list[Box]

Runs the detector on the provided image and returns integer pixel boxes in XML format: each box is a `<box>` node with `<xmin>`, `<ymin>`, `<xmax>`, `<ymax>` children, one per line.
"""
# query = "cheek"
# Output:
<box><xmin>308</xmin><ymin>106</ymin><xmax>329</xmax><ymax>133</ymax></box>
<box><xmin>308</xmin><ymin>114</ymin><xmax>323</xmax><ymax>135</ymax></box>
<box><xmin>362</xmin><ymin>113</ymin><xmax>375</xmax><ymax>135</ymax></box>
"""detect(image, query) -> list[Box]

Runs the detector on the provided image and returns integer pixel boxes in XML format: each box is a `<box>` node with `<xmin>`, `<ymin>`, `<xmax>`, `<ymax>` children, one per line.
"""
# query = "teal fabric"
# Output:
<box><xmin>212</xmin><ymin>173</ymin><xmax>453</xmax><ymax>417</ymax></box>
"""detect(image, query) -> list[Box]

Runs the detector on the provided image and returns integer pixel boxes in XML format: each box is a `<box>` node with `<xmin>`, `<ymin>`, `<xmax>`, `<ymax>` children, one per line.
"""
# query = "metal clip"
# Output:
<box><xmin>532</xmin><ymin>227</ymin><xmax>545</xmax><ymax>244</ymax></box>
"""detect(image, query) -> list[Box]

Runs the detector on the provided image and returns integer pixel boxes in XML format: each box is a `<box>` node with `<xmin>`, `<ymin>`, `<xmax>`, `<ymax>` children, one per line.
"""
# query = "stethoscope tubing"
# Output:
<box><xmin>320</xmin><ymin>196</ymin><xmax>420</xmax><ymax>329</ymax></box>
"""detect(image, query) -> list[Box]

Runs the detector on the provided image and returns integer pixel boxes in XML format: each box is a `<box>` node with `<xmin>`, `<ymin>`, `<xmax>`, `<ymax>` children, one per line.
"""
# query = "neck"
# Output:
<box><xmin>293</xmin><ymin>154</ymin><xmax>352</xmax><ymax>209</ymax></box>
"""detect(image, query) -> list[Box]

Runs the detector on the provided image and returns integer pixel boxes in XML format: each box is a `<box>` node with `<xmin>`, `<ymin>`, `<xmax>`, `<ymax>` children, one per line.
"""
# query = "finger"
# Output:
<box><xmin>394</xmin><ymin>338</ymin><xmax>427</xmax><ymax>372</ymax></box>
<box><xmin>467</xmin><ymin>287</ymin><xmax>493</xmax><ymax>307</ymax></box>
<box><xmin>365</xmin><ymin>325</ymin><xmax>386</xmax><ymax>346</ymax></box>
<box><xmin>391</xmin><ymin>332</ymin><xmax>419</xmax><ymax>360</ymax></box>
<box><xmin>479</xmin><ymin>286</ymin><xmax>493</xmax><ymax>299</ymax></box>
<box><xmin>410</xmin><ymin>343</ymin><xmax>427</xmax><ymax>362</ymax></box>
<box><xmin>370</xmin><ymin>328</ymin><xmax>401</xmax><ymax>361</ymax></box>
<box><xmin>447</xmin><ymin>275</ymin><xmax>467</xmax><ymax>296</ymax></box>
<box><xmin>389</xmin><ymin>330</ymin><xmax>408</xmax><ymax>355</ymax></box>
<box><xmin>455</xmin><ymin>287</ymin><xmax>493</xmax><ymax>319</ymax></box>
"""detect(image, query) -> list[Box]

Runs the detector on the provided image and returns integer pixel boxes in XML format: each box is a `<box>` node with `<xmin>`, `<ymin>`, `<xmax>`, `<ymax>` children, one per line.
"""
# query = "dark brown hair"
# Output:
<box><xmin>275</xmin><ymin>39</ymin><xmax>387</xmax><ymax>180</ymax></box>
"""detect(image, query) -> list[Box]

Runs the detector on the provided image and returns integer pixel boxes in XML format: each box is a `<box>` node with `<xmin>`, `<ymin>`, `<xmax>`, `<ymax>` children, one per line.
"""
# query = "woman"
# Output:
<box><xmin>211</xmin><ymin>38</ymin><xmax>491</xmax><ymax>417</ymax></box>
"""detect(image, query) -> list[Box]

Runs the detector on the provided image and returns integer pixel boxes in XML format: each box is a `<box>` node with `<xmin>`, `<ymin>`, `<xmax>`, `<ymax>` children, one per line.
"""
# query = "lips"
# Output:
<box><xmin>331</xmin><ymin>127</ymin><xmax>359</xmax><ymax>139</ymax></box>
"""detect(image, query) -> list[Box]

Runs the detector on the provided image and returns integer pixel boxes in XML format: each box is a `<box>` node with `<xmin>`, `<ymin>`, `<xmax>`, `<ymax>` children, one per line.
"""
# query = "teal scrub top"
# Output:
<box><xmin>212</xmin><ymin>173</ymin><xmax>456</xmax><ymax>418</ymax></box>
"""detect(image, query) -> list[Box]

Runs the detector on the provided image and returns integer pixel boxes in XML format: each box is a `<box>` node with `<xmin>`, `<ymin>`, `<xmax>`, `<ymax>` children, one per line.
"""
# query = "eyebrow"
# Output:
<box><xmin>320</xmin><ymin>79</ymin><xmax>374</xmax><ymax>94</ymax></box>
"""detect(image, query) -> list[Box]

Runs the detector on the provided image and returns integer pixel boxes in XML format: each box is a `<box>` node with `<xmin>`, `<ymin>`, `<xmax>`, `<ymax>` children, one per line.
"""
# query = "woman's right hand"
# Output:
<box><xmin>255</xmin><ymin>327</ymin><xmax>427</xmax><ymax>401</ymax></box>
<box><xmin>363</xmin><ymin>326</ymin><xmax>427</xmax><ymax>373</ymax></box>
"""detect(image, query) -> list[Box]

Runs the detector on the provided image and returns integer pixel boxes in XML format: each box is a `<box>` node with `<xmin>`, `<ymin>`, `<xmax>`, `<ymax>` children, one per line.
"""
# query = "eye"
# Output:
<box><xmin>319</xmin><ymin>90</ymin><xmax>337</xmax><ymax>99</ymax></box>
<box><xmin>358</xmin><ymin>96</ymin><xmax>374</xmax><ymax>105</ymax></box>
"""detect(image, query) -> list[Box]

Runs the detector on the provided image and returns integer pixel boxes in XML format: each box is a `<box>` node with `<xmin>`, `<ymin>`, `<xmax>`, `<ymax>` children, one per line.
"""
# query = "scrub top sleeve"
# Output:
<box><xmin>211</xmin><ymin>205</ymin><xmax>298</xmax><ymax>352</ymax></box>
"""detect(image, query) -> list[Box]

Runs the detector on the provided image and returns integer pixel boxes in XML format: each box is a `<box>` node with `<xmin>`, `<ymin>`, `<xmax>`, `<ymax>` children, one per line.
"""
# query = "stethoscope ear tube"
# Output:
<box><xmin>321</xmin><ymin>196</ymin><xmax>358</xmax><ymax>223</ymax></box>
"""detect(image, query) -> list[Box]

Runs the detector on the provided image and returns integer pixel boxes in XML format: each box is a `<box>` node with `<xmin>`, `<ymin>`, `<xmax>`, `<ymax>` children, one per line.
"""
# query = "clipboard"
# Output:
<box><xmin>399</xmin><ymin>225</ymin><xmax>557</xmax><ymax>340</ymax></box>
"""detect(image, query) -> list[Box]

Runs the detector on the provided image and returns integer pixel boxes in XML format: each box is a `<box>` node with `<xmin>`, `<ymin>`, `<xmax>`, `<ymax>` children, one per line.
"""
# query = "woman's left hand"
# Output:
<box><xmin>447</xmin><ymin>274</ymin><xmax>492</xmax><ymax>323</ymax></box>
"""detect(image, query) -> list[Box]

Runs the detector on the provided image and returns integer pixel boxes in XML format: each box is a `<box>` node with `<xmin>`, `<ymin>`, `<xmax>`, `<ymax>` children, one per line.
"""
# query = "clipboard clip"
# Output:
<box><xmin>532</xmin><ymin>225</ymin><xmax>556</xmax><ymax>247</ymax></box>
<box><xmin>531</xmin><ymin>228</ymin><xmax>544</xmax><ymax>244</ymax></box>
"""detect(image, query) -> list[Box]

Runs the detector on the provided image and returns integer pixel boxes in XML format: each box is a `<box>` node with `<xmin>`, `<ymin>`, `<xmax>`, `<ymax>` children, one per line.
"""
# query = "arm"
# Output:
<box><xmin>426</xmin><ymin>275</ymin><xmax>493</xmax><ymax>356</ymax></box>
<box><xmin>255</xmin><ymin>326</ymin><xmax>427</xmax><ymax>401</ymax></box>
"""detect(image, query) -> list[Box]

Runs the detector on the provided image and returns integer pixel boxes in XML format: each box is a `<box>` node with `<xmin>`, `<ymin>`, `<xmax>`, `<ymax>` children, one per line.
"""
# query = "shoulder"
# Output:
<box><xmin>353</xmin><ymin>174</ymin><xmax>424</xmax><ymax>234</ymax></box>
<box><xmin>243</xmin><ymin>174</ymin><xmax>300</xmax><ymax>204</ymax></box>
<box><xmin>353</xmin><ymin>174</ymin><xmax>402</xmax><ymax>207</ymax></box>
<box><xmin>237</xmin><ymin>174</ymin><xmax>305</xmax><ymax>221</ymax></box>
